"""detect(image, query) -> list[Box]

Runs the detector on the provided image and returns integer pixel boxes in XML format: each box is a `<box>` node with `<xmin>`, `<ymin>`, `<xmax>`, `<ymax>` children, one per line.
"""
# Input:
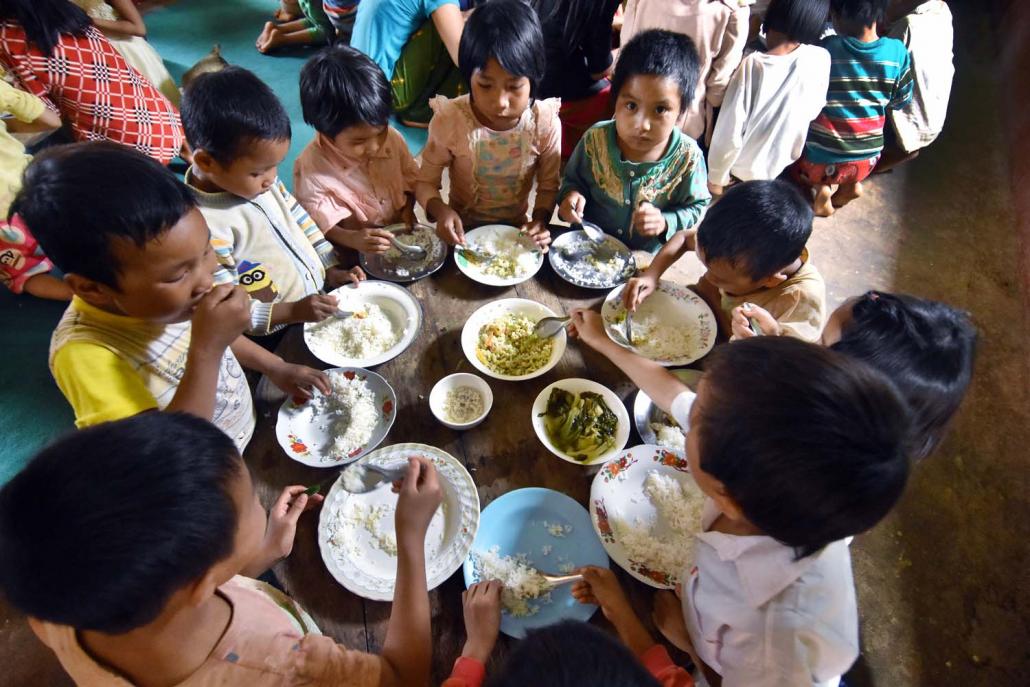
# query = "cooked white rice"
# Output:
<box><xmin>554</xmin><ymin>236</ymin><xmax>632</xmax><ymax>287</ymax></box>
<box><xmin>472</xmin><ymin>546</ymin><xmax>551</xmax><ymax>617</ymax></box>
<box><xmin>651</xmin><ymin>421</ymin><xmax>686</xmax><ymax>452</ymax></box>
<box><xmin>326</xmin><ymin>497</ymin><xmax>447</xmax><ymax>560</ymax></box>
<box><xmin>311</xmin><ymin>371</ymin><xmax>380</xmax><ymax>459</ymax></box>
<box><xmin>308</xmin><ymin>303</ymin><xmax>400</xmax><ymax>360</ymax></box>
<box><xmin>468</xmin><ymin>232</ymin><xmax>538</xmax><ymax>280</ymax></box>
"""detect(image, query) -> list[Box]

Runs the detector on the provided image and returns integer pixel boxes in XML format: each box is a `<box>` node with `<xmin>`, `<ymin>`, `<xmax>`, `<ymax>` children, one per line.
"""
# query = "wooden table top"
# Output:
<box><xmin>244</xmin><ymin>258</ymin><xmax>687</xmax><ymax>682</ymax></box>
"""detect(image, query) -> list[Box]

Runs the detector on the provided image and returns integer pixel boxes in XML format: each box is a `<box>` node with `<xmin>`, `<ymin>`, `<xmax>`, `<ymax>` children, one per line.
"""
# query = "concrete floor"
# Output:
<box><xmin>1</xmin><ymin>1</ymin><xmax>1027</xmax><ymax>685</ymax></box>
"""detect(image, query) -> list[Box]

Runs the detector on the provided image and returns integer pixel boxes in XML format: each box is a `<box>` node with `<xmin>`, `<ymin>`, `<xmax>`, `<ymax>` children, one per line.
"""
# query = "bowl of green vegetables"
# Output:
<box><xmin>531</xmin><ymin>378</ymin><xmax>630</xmax><ymax>466</ymax></box>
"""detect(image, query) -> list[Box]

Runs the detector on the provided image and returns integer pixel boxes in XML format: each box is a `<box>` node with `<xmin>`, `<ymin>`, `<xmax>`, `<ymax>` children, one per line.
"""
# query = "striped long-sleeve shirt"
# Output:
<box><xmin>804</xmin><ymin>35</ymin><xmax>914</xmax><ymax>164</ymax></box>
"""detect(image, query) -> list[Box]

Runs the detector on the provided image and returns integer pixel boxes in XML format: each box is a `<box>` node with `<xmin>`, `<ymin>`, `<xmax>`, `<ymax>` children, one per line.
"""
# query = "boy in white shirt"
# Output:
<box><xmin>707</xmin><ymin>0</ymin><xmax>831</xmax><ymax>195</ymax></box>
<box><xmin>566</xmin><ymin>318</ymin><xmax>913</xmax><ymax>687</ymax></box>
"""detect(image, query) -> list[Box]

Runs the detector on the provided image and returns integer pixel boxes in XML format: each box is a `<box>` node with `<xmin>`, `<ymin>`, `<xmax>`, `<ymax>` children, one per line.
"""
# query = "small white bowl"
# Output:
<box><xmin>429</xmin><ymin>373</ymin><xmax>494</xmax><ymax>430</ymax></box>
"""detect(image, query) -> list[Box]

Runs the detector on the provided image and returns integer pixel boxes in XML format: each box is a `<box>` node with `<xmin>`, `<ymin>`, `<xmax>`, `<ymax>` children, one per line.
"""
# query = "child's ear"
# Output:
<box><xmin>711</xmin><ymin>485</ymin><xmax>748</xmax><ymax>524</ymax></box>
<box><xmin>191</xmin><ymin>148</ymin><xmax>218</xmax><ymax>175</ymax></box>
<box><xmin>185</xmin><ymin>569</ymin><xmax>221</xmax><ymax>608</ymax></box>
<box><xmin>759</xmin><ymin>271</ymin><xmax>789</xmax><ymax>289</ymax></box>
<box><xmin>65</xmin><ymin>274</ymin><xmax>118</xmax><ymax>310</ymax></box>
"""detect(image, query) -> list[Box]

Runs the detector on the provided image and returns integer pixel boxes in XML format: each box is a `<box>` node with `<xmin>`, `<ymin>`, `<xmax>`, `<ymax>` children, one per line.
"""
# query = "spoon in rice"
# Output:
<box><xmin>305</xmin><ymin>462</ymin><xmax>409</xmax><ymax>496</ymax></box>
<box><xmin>533</xmin><ymin>315</ymin><xmax>571</xmax><ymax>338</ymax></box>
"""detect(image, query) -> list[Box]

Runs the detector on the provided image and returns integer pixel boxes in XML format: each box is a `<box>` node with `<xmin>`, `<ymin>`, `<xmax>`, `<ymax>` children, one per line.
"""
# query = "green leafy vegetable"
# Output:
<box><xmin>539</xmin><ymin>388</ymin><xmax>619</xmax><ymax>461</ymax></box>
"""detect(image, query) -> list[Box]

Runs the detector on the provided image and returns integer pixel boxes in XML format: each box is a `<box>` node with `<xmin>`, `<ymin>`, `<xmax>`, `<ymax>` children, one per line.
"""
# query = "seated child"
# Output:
<box><xmin>707</xmin><ymin>0</ymin><xmax>831</xmax><ymax>195</ymax></box>
<box><xmin>294</xmin><ymin>44</ymin><xmax>419</xmax><ymax>256</ymax></box>
<box><xmin>322</xmin><ymin>0</ymin><xmax>361</xmax><ymax>43</ymax></box>
<box><xmin>0</xmin><ymin>78</ymin><xmax>69</xmax><ymax>301</ymax></box>
<box><xmin>182</xmin><ymin>67</ymin><xmax>362</xmax><ymax>338</ymax></box>
<box><xmin>567</xmin><ymin>314</ymin><xmax>913</xmax><ymax>687</ymax></box>
<box><xmin>415</xmin><ymin>0</ymin><xmax>558</xmax><ymax>250</ymax></box>
<box><xmin>558</xmin><ymin>29</ymin><xmax>711</xmax><ymax>254</ymax></box>
<box><xmin>792</xmin><ymin>0</ymin><xmax>914</xmax><ymax>216</ymax></box>
<box><xmin>625</xmin><ymin>179</ymin><xmax>825</xmax><ymax>341</ymax></box>
<box><xmin>13</xmin><ymin>142</ymin><xmax>329</xmax><ymax>450</ymax></box>
<box><xmin>443</xmin><ymin>580</ymin><xmax>690</xmax><ymax>686</ymax></box>
<box><xmin>0</xmin><ymin>412</ymin><xmax>443</xmax><ymax>686</ymax></box>
<box><xmin>256</xmin><ymin>0</ymin><xmax>333</xmax><ymax>53</ymax></box>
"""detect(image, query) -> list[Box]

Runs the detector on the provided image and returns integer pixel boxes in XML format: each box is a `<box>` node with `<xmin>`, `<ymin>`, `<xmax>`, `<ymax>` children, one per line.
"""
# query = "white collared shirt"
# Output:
<box><xmin>680</xmin><ymin>499</ymin><xmax>859</xmax><ymax>687</ymax></box>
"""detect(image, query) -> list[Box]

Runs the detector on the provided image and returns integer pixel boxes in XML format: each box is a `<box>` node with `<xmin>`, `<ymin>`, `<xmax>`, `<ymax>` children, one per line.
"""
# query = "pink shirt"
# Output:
<box><xmin>30</xmin><ymin>576</ymin><xmax>382</xmax><ymax>686</ymax></box>
<box><xmin>293</xmin><ymin>126</ymin><xmax>419</xmax><ymax>230</ymax></box>
<box><xmin>416</xmin><ymin>94</ymin><xmax>562</xmax><ymax>226</ymax></box>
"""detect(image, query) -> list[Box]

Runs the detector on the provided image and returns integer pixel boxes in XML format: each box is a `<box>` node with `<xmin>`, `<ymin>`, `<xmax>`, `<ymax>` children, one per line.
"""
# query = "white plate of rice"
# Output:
<box><xmin>454</xmin><ymin>225</ymin><xmax>544</xmax><ymax>286</ymax></box>
<box><xmin>589</xmin><ymin>444</ymin><xmax>706</xmax><ymax>589</ymax></box>
<box><xmin>276</xmin><ymin>367</ymin><xmax>396</xmax><ymax>468</ymax></box>
<box><xmin>633</xmin><ymin>369</ymin><xmax>703</xmax><ymax>455</ymax></box>
<box><xmin>601</xmin><ymin>280</ymin><xmax>717</xmax><ymax>367</ymax></box>
<box><xmin>304</xmin><ymin>280</ymin><xmax>421</xmax><ymax>368</ymax></box>
<box><xmin>318</xmin><ymin>442</ymin><xmax>480</xmax><ymax>600</ymax></box>
<box><xmin>461</xmin><ymin>298</ymin><xmax>566</xmax><ymax>381</ymax></box>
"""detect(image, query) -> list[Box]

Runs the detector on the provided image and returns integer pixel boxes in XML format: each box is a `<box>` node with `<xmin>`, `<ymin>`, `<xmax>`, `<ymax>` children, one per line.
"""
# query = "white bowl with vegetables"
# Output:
<box><xmin>531</xmin><ymin>378</ymin><xmax>630</xmax><ymax>466</ymax></box>
<box><xmin>461</xmin><ymin>299</ymin><xmax>567</xmax><ymax>381</ymax></box>
<box><xmin>429</xmin><ymin>373</ymin><xmax>493</xmax><ymax>430</ymax></box>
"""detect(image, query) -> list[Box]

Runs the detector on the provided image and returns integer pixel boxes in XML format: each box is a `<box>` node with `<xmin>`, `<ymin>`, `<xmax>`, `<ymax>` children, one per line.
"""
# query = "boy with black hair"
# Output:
<box><xmin>792</xmin><ymin>0</ymin><xmax>914</xmax><ymax>216</ymax></box>
<box><xmin>558</xmin><ymin>29</ymin><xmax>711</xmax><ymax>253</ymax></box>
<box><xmin>0</xmin><ymin>412</ymin><xmax>443</xmax><ymax>686</ymax></box>
<box><xmin>293</xmin><ymin>44</ymin><xmax>420</xmax><ymax>255</ymax></box>
<box><xmin>624</xmin><ymin>179</ymin><xmax>826</xmax><ymax>342</ymax></box>
<box><xmin>181</xmin><ymin>66</ymin><xmax>362</xmax><ymax>338</ymax></box>
<box><xmin>567</xmin><ymin>314</ymin><xmax>913</xmax><ymax>687</ymax></box>
<box><xmin>12</xmin><ymin>142</ymin><xmax>329</xmax><ymax>450</ymax></box>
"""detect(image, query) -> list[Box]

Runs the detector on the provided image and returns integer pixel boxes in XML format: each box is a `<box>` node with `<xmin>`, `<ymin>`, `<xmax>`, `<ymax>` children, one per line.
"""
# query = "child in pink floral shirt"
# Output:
<box><xmin>415</xmin><ymin>0</ymin><xmax>559</xmax><ymax>250</ymax></box>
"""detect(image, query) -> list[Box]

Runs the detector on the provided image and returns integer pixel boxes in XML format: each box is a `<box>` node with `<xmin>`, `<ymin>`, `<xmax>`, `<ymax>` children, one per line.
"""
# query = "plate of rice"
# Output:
<box><xmin>601</xmin><ymin>280</ymin><xmax>717</xmax><ymax>366</ymax></box>
<box><xmin>360</xmin><ymin>223</ymin><xmax>447</xmax><ymax>283</ymax></box>
<box><xmin>461</xmin><ymin>298</ymin><xmax>566</xmax><ymax>381</ymax></box>
<box><xmin>548</xmin><ymin>230</ymin><xmax>636</xmax><ymax>289</ymax></box>
<box><xmin>319</xmin><ymin>443</ymin><xmax>480</xmax><ymax>600</ymax></box>
<box><xmin>463</xmin><ymin>488</ymin><xmax>608</xmax><ymax>638</ymax></box>
<box><xmin>590</xmin><ymin>445</ymin><xmax>706</xmax><ymax>589</ymax></box>
<box><xmin>454</xmin><ymin>225</ymin><xmax>544</xmax><ymax>286</ymax></box>
<box><xmin>633</xmin><ymin>369</ymin><xmax>703</xmax><ymax>455</ymax></box>
<box><xmin>304</xmin><ymin>280</ymin><xmax>422</xmax><ymax>368</ymax></box>
<box><xmin>276</xmin><ymin>367</ymin><xmax>396</xmax><ymax>468</ymax></box>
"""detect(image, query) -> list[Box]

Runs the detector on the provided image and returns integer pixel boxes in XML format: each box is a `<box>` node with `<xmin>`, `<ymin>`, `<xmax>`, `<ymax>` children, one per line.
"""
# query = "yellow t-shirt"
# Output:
<box><xmin>49</xmin><ymin>297</ymin><xmax>255</xmax><ymax>451</ymax></box>
<box><xmin>0</xmin><ymin>79</ymin><xmax>46</xmax><ymax>215</ymax></box>
<box><xmin>721</xmin><ymin>253</ymin><xmax>827</xmax><ymax>342</ymax></box>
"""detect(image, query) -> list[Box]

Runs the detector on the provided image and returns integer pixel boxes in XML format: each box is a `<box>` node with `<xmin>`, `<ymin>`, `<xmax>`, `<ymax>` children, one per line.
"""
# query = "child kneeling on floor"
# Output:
<box><xmin>567</xmin><ymin>320</ymin><xmax>914</xmax><ymax>687</ymax></box>
<box><xmin>0</xmin><ymin>412</ymin><xmax>443</xmax><ymax>686</ymax></box>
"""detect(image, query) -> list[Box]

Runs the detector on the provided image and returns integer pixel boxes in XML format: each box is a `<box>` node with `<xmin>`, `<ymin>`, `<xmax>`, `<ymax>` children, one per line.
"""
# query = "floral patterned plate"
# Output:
<box><xmin>601</xmin><ymin>280</ymin><xmax>717</xmax><ymax>367</ymax></box>
<box><xmin>589</xmin><ymin>444</ymin><xmax>705</xmax><ymax>589</ymax></box>
<box><xmin>275</xmin><ymin>367</ymin><xmax>396</xmax><ymax>468</ymax></box>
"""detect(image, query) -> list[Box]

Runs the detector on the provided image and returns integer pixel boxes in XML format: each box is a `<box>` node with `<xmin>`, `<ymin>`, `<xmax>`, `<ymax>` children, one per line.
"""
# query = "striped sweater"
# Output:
<box><xmin>804</xmin><ymin>35</ymin><xmax>914</xmax><ymax>164</ymax></box>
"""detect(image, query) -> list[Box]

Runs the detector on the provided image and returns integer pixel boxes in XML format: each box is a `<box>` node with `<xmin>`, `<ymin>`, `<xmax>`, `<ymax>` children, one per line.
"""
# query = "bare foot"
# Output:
<box><xmin>257</xmin><ymin>24</ymin><xmax>286</xmax><ymax>54</ymax></box>
<box><xmin>831</xmin><ymin>181</ymin><xmax>863</xmax><ymax>208</ymax></box>
<box><xmin>652</xmin><ymin>590</ymin><xmax>693</xmax><ymax>652</ymax></box>
<box><xmin>273</xmin><ymin>7</ymin><xmax>300</xmax><ymax>22</ymax></box>
<box><xmin>813</xmin><ymin>184</ymin><xmax>835</xmax><ymax>218</ymax></box>
<box><xmin>256</xmin><ymin>21</ymin><xmax>275</xmax><ymax>51</ymax></box>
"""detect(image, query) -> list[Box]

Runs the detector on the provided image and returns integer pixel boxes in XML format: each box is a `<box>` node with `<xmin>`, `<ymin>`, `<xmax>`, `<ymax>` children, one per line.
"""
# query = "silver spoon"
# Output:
<box><xmin>457</xmin><ymin>245</ymin><xmax>495</xmax><ymax>263</ymax></box>
<box><xmin>743</xmin><ymin>302</ymin><xmax>764</xmax><ymax>335</ymax></box>
<box><xmin>580</xmin><ymin>220</ymin><xmax>607</xmax><ymax>244</ymax></box>
<box><xmin>331</xmin><ymin>309</ymin><xmax>356</xmax><ymax>319</ymax></box>
<box><xmin>388</xmin><ymin>234</ymin><xmax>427</xmax><ymax>260</ymax></box>
<box><xmin>338</xmin><ymin>462</ymin><xmax>409</xmax><ymax>494</ymax></box>
<box><xmin>541</xmin><ymin>572</ymin><xmax>584</xmax><ymax>587</ymax></box>
<box><xmin>533</xmin><ymin>315</ymin><xmax>571</xmax><ymax>338</ymax></box>
<box><xmin>624</xmin><ymin>311</ymin><xmax>634</xmax><ymax>345</ymax></box>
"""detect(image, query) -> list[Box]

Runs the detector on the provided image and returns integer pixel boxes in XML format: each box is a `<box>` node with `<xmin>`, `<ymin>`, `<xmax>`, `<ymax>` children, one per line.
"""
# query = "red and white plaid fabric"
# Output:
<box><xmin>0</xmin><ymin>24</ymin><xmax>183</xmax><ymax>164</ymax></box>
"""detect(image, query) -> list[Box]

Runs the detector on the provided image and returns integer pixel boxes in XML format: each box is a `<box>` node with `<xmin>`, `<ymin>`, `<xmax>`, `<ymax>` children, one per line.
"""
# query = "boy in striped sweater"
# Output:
<box><xmin>792</xmin><ymin>0</ymin><xmax>913</xmax><ymax>217</ymax></box>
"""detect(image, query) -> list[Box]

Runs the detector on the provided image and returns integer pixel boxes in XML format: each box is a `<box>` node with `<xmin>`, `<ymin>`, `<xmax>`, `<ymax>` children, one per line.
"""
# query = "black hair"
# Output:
<box><xmin>9</xmin><ymin>141</ymin><xmax>197</xmax><ymax>289</ymax></box>
<box><xmin>698</xmin><ymin>337</ymin><xmax>912</xmax><ymax>558</ymax></box>
<box><xmin>532</xmin><ymin>0</ymin><xmax>616</xmax><ymax>53</ymax></box>
<box><xmin>611</xmin><ymin>29</ymin><xmax>700</xmax><ymax>111</ymax></box>
<box><xmin>831</xmin><ymin>292</ymin><xmax>977</xmax><ymax>461</ymax></box>
<box><xmin>459</xmin><ymin>0</ymin><xmax>546</xmax><ymax>97</ymax></box>
<box><xmin>300</xmin><ymin>44</ymin><xmax>392</xmax><ymax>137</ymax></box>
<box><xmin>764</xmin><ymin>0</ymin><xmax>830</xmax><ymax>45</ymax></box>
<box><xmin>0</xmin><ymin>413</ymin><xmax>243</xmax><ymax>634</ymax></box>
<box><xmin>180</xmin><ymin>66</ymin><xmax>291</xmax><ymax>165</ymax></box>
<box><xmin>830</xmin><ymin>0</ymin><xmax>888</xmax><ymax>27</ymax></box>
<box><xmin>696</xmin><ymin>180</ymin><xmax>813</xmax><ymax>281</ymax></box>
<box><xmin>484</xmin><ymin>621</ymin><xmax>661</xmax><ymax>687</ymax></box>
<box><xmin>0</xmin><ymin>0</ymin><xmax>91</xmax><ymax>57</ymax></box>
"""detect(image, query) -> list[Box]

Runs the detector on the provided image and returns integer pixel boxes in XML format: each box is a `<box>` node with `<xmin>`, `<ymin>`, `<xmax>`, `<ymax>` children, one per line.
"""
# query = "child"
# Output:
<box><xmin>625</xmin><ymin>180</ymin><xmax>825</xmax><ymax>341</ymax></box>
<box><xmin>444</xmin><ymin>581</ymin><xmax>690</xmax><ymax>686</ymax></box>
<box><xmin>558</xmin><ymin>29</ymin><xmax>711</xmax><ymax>253</ymax></box>
<box><xmin>0</xmin><ymin>0</ymin><xmax>184</xmax><ymax>165</ymax></box>
<box><xmin>415</xmin><ymin>0</ymin><xmax>558</xmax><ymax>249</ymax></box>
<box><xmin>0</xmin><ymin>412</ymin><xmax>443</xmax><ymax>686</ymax></box>
<box><xmin>323</xmin><ymin>0</ymin><xmax>361</xmax><ymax>43</ymax></box>
<box><xmin>620</xmin><ymin>0</ymin><xmax>750</xmax><ymax>143</ymax></box>
<box><xmin>568</xmin><ymin>316</ymin><xmax>913</xmax><ymax>687</ymax></box>
<box><xmin>0</xmin><ymin>78</ymin><xmax>69</xmax><ymax>301</ymax></box>
<box><xmin>707</xmin><ymin>0</ymin><xmax>831</xmax><ymax>195</ymax></box>
<box><xmin>792</xmin><ymin>0</ymin><xmax>913</xmax><ymax>216</ymax></box>
<box><xmin>71</xmin><ymin>0</ymin><xmax>181</xmax><ymax>105</ymax></box>
<box><xmin>182</xmin><ymin>67</ymin><xmax>361</xmax><ymax>338</ymax></box>
<box><xmin>876</xmin><ymin>0</ymin><xmax>954</xmax><ymax>172</ymax></box>
<box><xmin>294</xmin><ymin>44</ymin><xmax>419</xmax><ymax>255</ymax></box>
<box><xmin>12</xmin><ymin>142</ymin><xmax>329</xmax><ymax>450</ymax></box>
<box><xmin>256</xmin><ymin>0</ymin><xmax>333</xmax><ymax>53</ymax></box>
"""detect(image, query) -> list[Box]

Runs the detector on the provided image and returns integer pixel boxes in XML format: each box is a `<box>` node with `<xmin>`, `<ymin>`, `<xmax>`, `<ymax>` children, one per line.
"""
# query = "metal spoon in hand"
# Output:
<box><xmin>533</xmin><ymin>315</ymin><xmax>571</xmax><ymax>338</ymax></box>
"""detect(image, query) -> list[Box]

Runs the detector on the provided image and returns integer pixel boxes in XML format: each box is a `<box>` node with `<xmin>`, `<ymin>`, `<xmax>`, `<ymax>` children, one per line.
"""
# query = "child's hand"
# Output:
<box><xmin>460</xmin><ymin>580</ymin><xmax>503</xmax><ymax>663</ymax></box>
<box><xmin>633</xmin><ymin>202</ymin><xmax>667</xmax><ymax>237</ymax></box>
<box><xmin>292</xmin><ymin>293</ymin><xmax>340</xmax><ymax>323</ymax></box>
<box><xmin>520</xmin><ymin>218</ymin><xmax>552</xmax><ymax>252</ymax></box>
<box><xmin>267</xmin><ymin>361</ymin><xmax>331</xmax><ymax>402</ymax></box>
<box><xmin>325</xmin><ymin>265</ymin><xmax>366</xmax><ymax>290</ymax></box>
<box><xmin>431</xmin><ymin>202</ymin><xmax>465</xmax><ymax>246</ymax></box>
<box><xmin>191</xmin><ymin>284</ymin><xmax>252</xmax><ymax>354</ymax></box>
<box><xmin>394</xmin><ymin>456</ymin><xmax>444</xmax><ymax>548</ymax></box>
<box><xmin>567</xmin><ymin>308</ymin><xmax>608</xmax><ymax>349</ymax></box>
<box><xmin>707</xmin><ymin>182</ymin><xmax>724</xmax><ymax>197</ymax></box>
<box><xmin>622</xmin><ymin>274</ymin><xmax>657</xmax><ymax>312</ymax></box>
<box><xmin>355</xmin><ymin>227</ymin><xmax>394</xmax><ymax>254</ymax></box>
<box><xmin>264</xmin><ymin>485</ymin><xmax>324</xmax><ymax>561</ymax></box>
<box><xmin>558</xmin><ymin>191</ymin><xmax>586</xmax><ymax>224</ymax></box>
<box><xmin>571</xmin><ymin>566</ymin><xmax>635</xmax><ymax>623</ymax></box>
<box><xmin>730</xmin><ymin>302</ymin><xmax>780</xmax><ymax>340</ymax></box>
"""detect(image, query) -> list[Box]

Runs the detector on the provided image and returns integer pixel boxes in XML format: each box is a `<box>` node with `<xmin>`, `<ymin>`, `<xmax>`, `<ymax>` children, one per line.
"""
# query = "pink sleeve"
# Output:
<box><xmin>532</xmin><ymin>99</ymin><xmax>562</xmax><ymax>213</ymax></box>
<box><xmin>640</xmin><ymin>645</ymin><xmax>695</xmax><ymax>687</ymax></box>
<box><xmin>415</xmin><ymin>101</ymin><xmax>455</xmax><ymax>209</ymax></box>
<box><xmin>293</xmin><ymin>633</ymin><xmax>383</xmax><ymax>686</ymax></box>
<box><xmin>399</xmin><ymin>138</ymin><xmax>420</xmax><ymax>195</ymax></box>
<box><xmin>441</xmin><ymin>656</ymin><xmax>486</xmax><ymax>687</ymax></box>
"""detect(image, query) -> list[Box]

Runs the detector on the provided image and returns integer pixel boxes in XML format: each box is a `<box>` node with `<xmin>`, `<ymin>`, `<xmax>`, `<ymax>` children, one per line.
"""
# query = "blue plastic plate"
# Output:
<box><xmin>462</xmin><ymin>487</ymin><xmax>609</xmax><ymax>638</ymax></box>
